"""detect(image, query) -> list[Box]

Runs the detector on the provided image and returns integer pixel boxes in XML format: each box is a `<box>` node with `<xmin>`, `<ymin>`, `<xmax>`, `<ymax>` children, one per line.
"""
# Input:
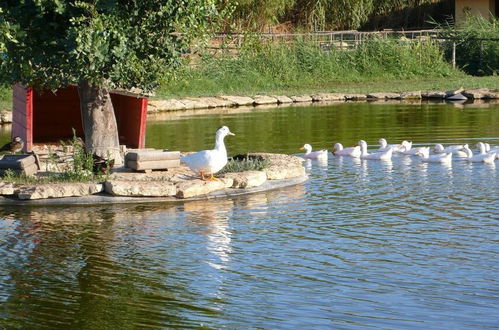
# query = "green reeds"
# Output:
<box><xmin>157</xmin><ymin>36</ymin><xmax>458</xmax><ymax>97</ymax></box>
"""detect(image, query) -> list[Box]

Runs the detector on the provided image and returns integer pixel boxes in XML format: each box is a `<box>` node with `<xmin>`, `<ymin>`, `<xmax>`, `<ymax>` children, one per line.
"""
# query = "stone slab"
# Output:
<box><xmin>105</xmin><ymin>180</ymin><xmax>177</xmax><ymax>197</ymax></box>
<box><xmin>344</xmin><ymin>93</ymin><xmax>367</xmax><ymax>100</ymax></box>
<box><xmin>126</xmin><ymin>159</ymin><xmax>180</xmax><ymax>171</ymax></box>
<box><xmin>175</xmin><ymin>178</ymin><xmax>233</xmax><ymax>199</ymax></box>
<box><xmin>223</xmin><ymin>170</ymin><xmax>267</xmax><ymax>188</ymax></box>
<box><xmin>0</xmin><ymin>182</ymin><xmax>15</xmax><ymax>195</ymax></box>
<box><xmin>273</xmin><ymin>95</ymin><xmax>294</xmax><ymax>104</ymax></box>
<box><xmin>253</xmin><ymin>95</ymin><xmax>278</xmax><ymax>105</ymax></box>
<box><xmin>312</xmin><ymin>93</ymin><xmax>345</xmax><ymax>101</ymax></box>
<box><xmin>125</xmin><ymin>150</ymin><xmax>180</xmax><ymax>162</ymax></box>
<box><xmin>398</xmin><ymin>91</ymin><xmax>422</xmax><ymax>99</ymax></box>
<box><xmin>17</xmin><ymin>183</ymin><xmax>103</xmax><ymax>200</ymax></box>
<box><xmin>367</xmin><ymin>92</ymin><xmax>401</xmax><ymax>99</ymax></box>
<box><xmin>290</xmin><ymin>95</ymin><xmax>313</xmax><ymax>103</ymax></box>
<box><xmin>220</xmin><ymin>95</ymin><xmax>255</xmax><ymax>106</ymax></box>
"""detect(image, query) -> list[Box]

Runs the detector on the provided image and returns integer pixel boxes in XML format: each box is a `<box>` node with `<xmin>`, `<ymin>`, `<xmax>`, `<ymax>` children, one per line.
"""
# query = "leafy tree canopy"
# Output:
<box><xmin>0</xmin><ymin>0</ymin><xmax>221</xmax><ymax>92</ymax></box>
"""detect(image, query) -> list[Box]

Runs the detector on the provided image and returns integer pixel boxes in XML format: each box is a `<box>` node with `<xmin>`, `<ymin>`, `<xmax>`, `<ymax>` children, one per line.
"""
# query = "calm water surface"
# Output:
<box><xmin>1</xmin><ymin>101</ymin><xmax>498</xmax><ymax>328</ymax></box>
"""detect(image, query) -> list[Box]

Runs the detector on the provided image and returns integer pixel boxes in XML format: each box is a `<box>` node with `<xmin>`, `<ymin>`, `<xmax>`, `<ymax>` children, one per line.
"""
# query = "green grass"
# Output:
<box><xmin>154</xmin><ymin>38</ymin><xmax>497</xmax><ymax>99</ymax></box>
<box><xmin>219</xmin><ymin>155</ymin><xmax>270</xmax><ymax>174</ymax></box>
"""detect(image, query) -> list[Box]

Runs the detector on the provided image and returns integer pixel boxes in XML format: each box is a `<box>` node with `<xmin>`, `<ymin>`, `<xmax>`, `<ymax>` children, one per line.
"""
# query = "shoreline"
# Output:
<box><xmin>147</xmin><ymin>88</ymin><xmax>499</xmax><ymax>113</ymax></box>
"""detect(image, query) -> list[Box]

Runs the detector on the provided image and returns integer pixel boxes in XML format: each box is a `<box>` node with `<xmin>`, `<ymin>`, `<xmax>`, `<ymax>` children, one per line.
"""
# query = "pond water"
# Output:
<box><xmin>1</xmin><ymin>101</ymin><xmax>498</xmax><ymax>328</ymax></box>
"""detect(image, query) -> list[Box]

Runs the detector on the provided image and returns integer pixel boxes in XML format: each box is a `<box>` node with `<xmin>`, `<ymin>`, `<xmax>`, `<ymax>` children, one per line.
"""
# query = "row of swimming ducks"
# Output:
<box><xmin>301</xmin><ymin>139</ymin><xmax>498</xmax><ymax>164</ymax></box>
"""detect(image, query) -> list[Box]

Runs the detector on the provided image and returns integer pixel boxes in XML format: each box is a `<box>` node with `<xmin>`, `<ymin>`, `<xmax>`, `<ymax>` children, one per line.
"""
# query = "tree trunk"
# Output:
<box><xmin>77</xmin><ymin>80</ymin><xmax>123</xmax><ymax>165</ymax></box>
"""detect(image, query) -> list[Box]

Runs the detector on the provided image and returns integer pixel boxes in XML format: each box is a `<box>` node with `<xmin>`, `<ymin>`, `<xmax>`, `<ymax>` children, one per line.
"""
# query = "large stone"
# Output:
<box><xmin>147</xmin><ymin>99</ymin><xmax>187</xmax><ymax>112</ymax></box>
<box><xmin>219</xmin><ymin>95</ymin><xmax>255</xmax><ymax>106</ymax></box>
<box><xmin>175</xmin><ymin>178</ymin><xmax>233</xmax><ymax>199</ymax></box>
<box><xmin>273</xmin><ymin>95</ymin><xmax>294</xmax><ymax>104</ymax></box>
<box><xmin>249</xmin><ymin>153</ymin><xmax>306</xmax><ymax>180</ymax></box>
<box><xmin>344</xmin><ymin>93</ymin><xmax>367</xmax><ymax>100</ymax></box>
<box><xmin>178</xmin><ymin>98</ymin><xmax>209</xmax><ymax>109</ymax></box>
<box><xmin>445</xmin><ymin>87</ymin><xmax>464</xmax><ymax>97</ymax></box>
<box><xmin>398</xmin><ymin>91</ymin><xmax>422</xmax><ymax>99</ymax></box>
<box><xmin>422</xmin><ymin>91</ymin><xmax>446</xmax><ymax>99</ymax></box>
<box><xmin>483</xmin><ymin>89</ymin><xmax>499</xmax><ymax>99</ymax></box>
<box><xmin>17</xmin><ymin>183</ymin><xmax>103</xmax><ymax>200</ymax></box>
<box><xmin>0</xmin><ymin>182</ymin><xmax>15</xmax><ymax>195</ymax></box>
<box><xmin>0</xmin><ymin>111</ymin><xmax>12</xmax><ymax>124</ymax></box>
<box><xmin>367</xmin><ymin>92</ymin><xmax>401</xmax><ymax>99</ymax></box>
<box><xmin>290</xmin><ymin>95</ymin><xmax>313</xmax><ymax>103</ymax></box>
<box><xmin>223</xmin><ymin>171</ymin><xmax>267</xmax><ymax>188</ymax></box>
<box><xmin>312</xmin><ymin>93</ymin><xmax>345</xmax><ymax>101</ymax></box>
<box><xmin>104</xmin><ymin>180</ymin><xmax>177</xmax><ymax>197</ymax></box>
<box><xmin>462</xmin><ymin>88</ymin><xmax>489</xmax><ymax>99</ymax></box>
<box><xmin>253</xmin><ymin>95</ymin><xmax>278</xmax><ymax>105</ymax></box>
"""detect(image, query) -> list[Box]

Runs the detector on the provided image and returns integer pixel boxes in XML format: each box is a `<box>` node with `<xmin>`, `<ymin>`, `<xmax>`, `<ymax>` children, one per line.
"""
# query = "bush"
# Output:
<box><xmin>440</xmin><ymin>15</ymin><xmax>499</xmax><ymax>76</ymax></box>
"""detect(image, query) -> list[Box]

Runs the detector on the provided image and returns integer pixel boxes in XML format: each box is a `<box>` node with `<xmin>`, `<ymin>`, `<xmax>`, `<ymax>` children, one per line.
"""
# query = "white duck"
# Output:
<box><xmin>378</xmin><ymin>138</ymin><xmax>408</xmax><ymax>153</ymax></box>
<box><xmin>399</xmin><ymin>143</ymin><xmax>428</xmax><ymax>156</ymax></box>
<box><xmin>433</xmin><ymin>143</ymin><xmax>467</xmax><ymax>157</ymax></box>
<box><xmin>462</xmin><ymin>144</ymin><xmax>496</xmax><ymax>164</ymax></box>
<box><xmin>301</xmin><ymin>144</ymin><xmax>328</xmax><ymax>160</ymax></box>
<box><xmin>415</xmin><ymin>147</ymin><xmax>452</xmax><ymax>163</ymax></box>
<box><xmin>477</xmin><ymin>142</ymin><xmax>499</xmax><ymax>159</ymax></box>
<box><xmin>359</xmin><ymin>140</ymin><xmax>393</xmax><ymax>160</ymax></box>
<box><xmin>181</xmin><ymin>126</ymin><xmax>235</xmax><ymax>181</ymax></box>
<box><xmin>332</xmin><ymin>142</ymin><xmax>361</xmax><ymax>157</ymax></box>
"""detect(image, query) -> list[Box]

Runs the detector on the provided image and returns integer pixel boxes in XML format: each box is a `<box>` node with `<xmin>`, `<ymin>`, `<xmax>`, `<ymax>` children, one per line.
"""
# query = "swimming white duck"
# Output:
<box><xmin>181</xmin><ymin>126</ymin><xmax>235</xmax><ymax>181</ymax></box>
<box><xmin>415</xmin><ymin>147</ymin><xmax>452</xmax><ymax>163</ymax></box>
<box><xmin>477</xmin><ymin>142</ymin><xmax>499</xmax><ymax>158</ymax></box>
<box><xmin>400</xmin><ymin>145</ymin><xmax>428</xmax><ymax>155</ymax></box>
<box><xmin>377</xmin><ymin>138</ymin><xmax>408</xmax><ymax>153</ymax></box>
<box><xmin>359</xmin><ymin>140</ymin><xmax>393</xmax><ymax>160</ymax></box>
<box><xmin>301</xmin><ymin>144</ymin><xmax>328</xmax><ymax>160</ymax></box>
<box><xmin>433</xmin><ymin>143</ymin><xmax>467</xmax><ymax>157</ymax></box>
<box><xmin>462</xmin><ymin>144</ymin><xmax>496</xmax><ymax>164</ymax></box>
<box><xmin>332</xmin><ymin>142</ymin><xmax>361</xmax><ymax>157</ymax></box>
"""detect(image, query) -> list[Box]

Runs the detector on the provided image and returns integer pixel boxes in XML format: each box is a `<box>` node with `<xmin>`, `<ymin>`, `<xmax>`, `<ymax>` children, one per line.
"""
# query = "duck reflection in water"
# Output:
<box><xmin>183</xmin><ymin>200</ymin><xmax>234</xmax><ymax>270</ymax></box>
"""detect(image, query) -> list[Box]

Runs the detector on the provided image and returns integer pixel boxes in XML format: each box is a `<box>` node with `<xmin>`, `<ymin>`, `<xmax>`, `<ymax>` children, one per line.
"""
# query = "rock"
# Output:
<box><xmin>223</xmin><ymin>171</ymin><xmax>267</xmax><ymax>188</ymax></box>
<box><xmin>175</xmin><ymin>178</ymin><xmax>233</xmax><ymax>199</ymax></box>
<box><xmin>147</xmin><ymin>99</ymin><xmax>186</xmax><ymax>112</ymax></box>
<box><xmin>445</xmin><ymin>87</ymin><xmax>464</xmax><ymax>97</ymax></box>
<box><xmin>367</xmin><ymin>92</ymin><xmax>401</xmax><ymax>99</ymax></box>
<box><xmin>344</xmin><ymin>93</ymin><xmax>367</xmax><ymax>100</ymax></box>
<box><xmin>17</xmin><ymin>183</ymin><xmax>103</xmax><ymax>200</ymax></box>
<box><xmin>422</xmin><ymin>91</ymin><xmax>446</xmax><ymax>99</ymax></box>
<box><xmin>0</xmin><ymin>182</ymin><xmax>15</xmax><ymax>195</ymax></box>
<box><xmin>104</xmin><ymin>180</ymin><xmax>177</xmax><ymax>197</ymax></box>
<box><xmin>483</xmin><ymin>89</ymin><xmax>499</xmax><ymax>99</ymax></box>
<box><xmin>462</xmin><ymin>88</ymin><xmax>490</xmax><ymax>99</ymax></box>
<box><xmin>178</xmin><ymin>98</ymin><xmax>209</xmax><ymax>109</ymax></box>
<box><xmin>398</xmin><ymin>91</ymin><xmax>422</xmax><ymax>99</ymax></box>
<box><xmin>312</xmin><ymin>93</ymin><xmax>345</xmax><ymax>101</ymax></box>
<box><xmin>273</xmin><ymin>95</ymin><xmax>294</xmax><ymax>104</ymax></box>
<box><xmin>248</xmin><ymin>153</ymin><xmax>306</xmax><ymax>180</ymax></box>
<box><xmin>253</xmin><ymin>95</ymin><xmax>278</xmax><ymax>105</ymax></box>
<box><xmin>290</xmin><ymin>95</ymin><xmax>313</xmax><ymax>103</ymax></box>
<box><xmin>219</xmin><ymin>95</ymin><xmax>255</xmax><ymax>106</ymax></box>
<box><xmin>0</xmin><ymin>111</ymin><xmax>12</xmax><ymax>124</ymax></box>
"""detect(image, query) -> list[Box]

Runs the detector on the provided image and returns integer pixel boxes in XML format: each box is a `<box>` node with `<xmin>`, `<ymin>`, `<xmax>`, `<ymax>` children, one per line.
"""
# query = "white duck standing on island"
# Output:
<box><xmin>181</xmin><ymin>126</ymin><xmax>235</xmax><ymax>181</ymax></box>
<box><xmin>359</xmin><ymin>140</ymin><xmax>393</xmax><ymax>160</ymax></box>
<box><xmin>332</xmin><ymin>142</ymin><xmax>361</xmax><ymax>157</ymax></box>
<box><xmin>301</xmin><ymin>144</ymin><xmax>328</xmax><ymax>160</ymax></box>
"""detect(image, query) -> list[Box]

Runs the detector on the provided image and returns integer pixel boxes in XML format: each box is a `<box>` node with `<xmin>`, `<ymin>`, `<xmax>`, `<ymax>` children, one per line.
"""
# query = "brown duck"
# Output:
<box><xmin>0</xmin><ymin>136</ymin><xmax>24</xmax><ymax>153</ymax></box>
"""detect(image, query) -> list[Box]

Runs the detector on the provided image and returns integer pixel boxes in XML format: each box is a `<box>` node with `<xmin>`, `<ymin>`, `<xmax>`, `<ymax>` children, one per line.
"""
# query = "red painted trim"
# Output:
<box><xmin>26</xmin><ymin>87</ymin><xmax>33</xmax><ymax>152</ymax></box>
<box><xmin>138</xmin><ymin>98</ymin><xmax>148</xmax><ymax>148</ymax></box>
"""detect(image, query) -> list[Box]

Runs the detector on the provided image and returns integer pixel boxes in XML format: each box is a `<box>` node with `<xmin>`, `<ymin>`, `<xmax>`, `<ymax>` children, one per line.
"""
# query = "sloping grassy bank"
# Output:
<box><xmin>155</xmin><ymin>38</ymin><xmax>499</xmax><ymax>99</ymax></box>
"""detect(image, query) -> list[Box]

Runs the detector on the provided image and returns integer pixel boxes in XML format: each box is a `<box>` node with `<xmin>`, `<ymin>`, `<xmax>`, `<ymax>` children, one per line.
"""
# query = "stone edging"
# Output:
<box><xmin>147</xmin><ymin>88</ymin><xmax>499</xmax><ymax>113</ymax></box>
<box><xmin>0</xmin><ymin>175</ymin><xmax>308</xmax><ymax>206</ymax></box>
<box><xmin>0</xmin><ymin>153</ymin><xmax>307</xmax><ymax>205</ymax></box>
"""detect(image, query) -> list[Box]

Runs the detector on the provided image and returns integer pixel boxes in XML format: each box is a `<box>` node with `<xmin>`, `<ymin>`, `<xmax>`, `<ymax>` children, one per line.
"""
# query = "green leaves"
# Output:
<box><xmin>0</xmin><ymin>0</ymin><xmax>223</xmax><ymax>91</ymax></box>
